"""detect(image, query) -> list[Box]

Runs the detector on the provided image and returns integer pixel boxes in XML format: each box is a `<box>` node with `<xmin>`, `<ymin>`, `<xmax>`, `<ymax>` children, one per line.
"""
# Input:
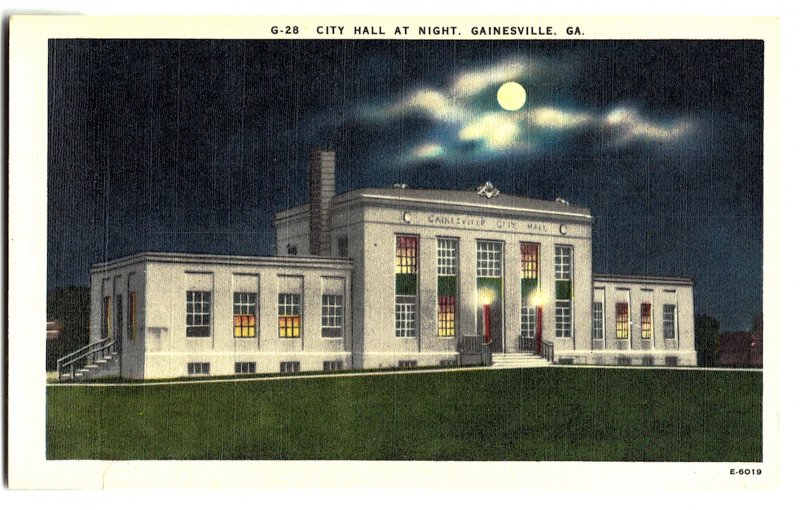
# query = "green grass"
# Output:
<box><xmin>47</xmin><ymin>368</ymin><xmax>761</xmax><ymax>461</ymax></box>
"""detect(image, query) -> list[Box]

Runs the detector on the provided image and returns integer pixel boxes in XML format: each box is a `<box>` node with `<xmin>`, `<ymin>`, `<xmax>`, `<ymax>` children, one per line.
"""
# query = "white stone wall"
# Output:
<box><xmin>350</xmin><ymin>202</ymin><xmax>594</xmax><ymax>368</ymax></box>
<box><xmin>585</xmin><ymin>277</ymin><xmax>697</xmax><ymax>366</ymax></box>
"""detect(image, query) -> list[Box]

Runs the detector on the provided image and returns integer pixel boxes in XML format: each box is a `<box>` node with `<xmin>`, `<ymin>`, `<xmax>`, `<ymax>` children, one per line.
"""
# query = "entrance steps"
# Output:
<box><xmin>59</xmin><ymin>352</ymin><xmax>120</xmax><ymax>381</ymax></box>
<box><xmin>491</xmin><ymin>352</ymin><xmax>551</xmax><ymax>369</ymax></box>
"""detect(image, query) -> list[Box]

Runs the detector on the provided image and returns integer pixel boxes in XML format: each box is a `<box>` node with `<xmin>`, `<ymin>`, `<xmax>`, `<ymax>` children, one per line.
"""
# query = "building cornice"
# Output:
<box><xmin>90</xmin><ymin>252</ymin><xmax>353</xmax><ymax>274</ymax></box>
<box><xmin>593</xmin><ymin>273</ymin><xmax>694</xmax><ymax>287</ymax></box>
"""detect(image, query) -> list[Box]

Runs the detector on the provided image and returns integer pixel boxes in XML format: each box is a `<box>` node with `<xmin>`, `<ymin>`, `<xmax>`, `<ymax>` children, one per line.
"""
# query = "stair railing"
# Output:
<box><xmin>57</xmin><ymin>337</ymin><xmax>118</xmax><ymax>382</ymax></box>
<box><xmin>541</xmin><ymin>339</ymin><xmax>555</xmax><ymax>363</ymax></box>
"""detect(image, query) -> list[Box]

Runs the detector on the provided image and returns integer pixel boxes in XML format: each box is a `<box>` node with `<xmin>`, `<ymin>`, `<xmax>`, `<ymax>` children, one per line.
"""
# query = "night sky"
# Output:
<box><xmin>47</xmin><ymin>39</ymin><xmax>763</xmax><ymax>331</ymax></box>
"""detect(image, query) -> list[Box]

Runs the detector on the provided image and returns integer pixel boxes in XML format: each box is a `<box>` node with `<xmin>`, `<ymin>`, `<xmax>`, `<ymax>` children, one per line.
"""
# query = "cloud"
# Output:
<box><xmin>529</xmin><ymin>107</ymin><xmax>593</xmax><ymax>130</ymax></box>
<box><xmin>601</xmin><ymin>107</ymin><xmax>695</xmax><ymax>146</ymax></box>
<box><xmin>355</xmin><ymin>56</ymin><xmax>698</xmax><ymax>164</ymax></box>
<box><xmin>385</xmin><ymin>88</ymin><xmax>467</xmax><ymax>122</ymax></box>
<box><xmin>459</xmin><ymin>112</ymin><xmax>523</xmax><ymax>151</ymax></box>
<box><xmin>411</xmin><ymin>142</ymin><xmax>446</xmax><ymax>159</ymax></box>
<box><xmin>450</xmin><ymin>57</ymin><xmax>533</xmax><ymax>97</ymax></box>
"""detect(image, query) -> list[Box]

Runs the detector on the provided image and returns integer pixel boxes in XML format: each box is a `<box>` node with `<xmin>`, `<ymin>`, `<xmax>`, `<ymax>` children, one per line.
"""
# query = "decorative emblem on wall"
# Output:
<box><xmin>402</xmin><ymin>211</ymin><xmax>411</xmax><ymax>223</ymax></box>
<box><xmin>477</xmin><ymin>181</ymin><xmax>500</xmax><ymax>199</ymax></box>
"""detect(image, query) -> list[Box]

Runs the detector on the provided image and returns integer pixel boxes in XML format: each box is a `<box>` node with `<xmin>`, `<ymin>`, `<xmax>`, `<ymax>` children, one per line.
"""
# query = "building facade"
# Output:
<box><xmin>81</xmin><ymin>150</ymin><xmax>696</xmax><ymax>380</ymax></box>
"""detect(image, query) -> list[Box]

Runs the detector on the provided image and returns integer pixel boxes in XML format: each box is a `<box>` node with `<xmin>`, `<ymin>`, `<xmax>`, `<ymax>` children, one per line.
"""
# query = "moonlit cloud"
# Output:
<box><xmin>459</xmin><ymin>112</ymin><xmax>523</xmax><ymax>150</ymax></box>
<box><xmin>529</xmin><ymin>107</ymin><xmax>593</xmax><ymax>130</ymax></box>
<box><xmin>386</xmin><ymin>88</ymin><xmax>467</xmax><ymax>122</ymax></box>
<box><xmin>357</xmin><ymin>56</ymin><xmax>698</xmax><ymax>164</ymax></box>
<box><xmin>412</xmin><ymin>142</ymin><xmax>446</xmax><ymax>159</ymax></box>
<box><xmin>450</xmin><ymin>57</ymin><xmax>533</xmax><ymax>97</ymax></box>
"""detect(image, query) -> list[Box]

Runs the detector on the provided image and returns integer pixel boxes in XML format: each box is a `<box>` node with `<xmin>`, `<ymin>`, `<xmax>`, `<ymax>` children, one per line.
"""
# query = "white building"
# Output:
<box><xmin>61</xmin><ymin>150</ymin><xmax>696</xmax><ymax>380</ymax></box>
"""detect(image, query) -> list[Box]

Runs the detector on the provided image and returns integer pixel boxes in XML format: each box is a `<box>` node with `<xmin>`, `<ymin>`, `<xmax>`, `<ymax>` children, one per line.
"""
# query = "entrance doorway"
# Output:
<box><xmin>477</xmin><ymin>278</ymin><xmax>504</xmax><ymax>353</ymax></box>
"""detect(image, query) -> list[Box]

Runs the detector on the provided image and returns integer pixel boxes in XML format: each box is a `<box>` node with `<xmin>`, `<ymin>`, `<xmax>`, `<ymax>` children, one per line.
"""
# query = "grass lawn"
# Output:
<box><xmin>47</xmin><ymin>367</ymin><xmax>761</xmax><ymax>461</ymax></box>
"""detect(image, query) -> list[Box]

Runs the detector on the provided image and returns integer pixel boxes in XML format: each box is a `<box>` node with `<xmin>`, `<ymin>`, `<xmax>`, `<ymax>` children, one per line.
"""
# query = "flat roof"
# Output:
<box><xmin>593</xmin><ymin>273</ymin><xmax>693</xmax><ymax>286</ymax></box>
<box><xmin>276</xmin><ymin>187</ymin><xmax>592</xmax><ymax>222</ymax></box>
<box><xmin>90</xmin><ymin>251</ymin><xmax>352</xmax><ymax>274</ymax></box>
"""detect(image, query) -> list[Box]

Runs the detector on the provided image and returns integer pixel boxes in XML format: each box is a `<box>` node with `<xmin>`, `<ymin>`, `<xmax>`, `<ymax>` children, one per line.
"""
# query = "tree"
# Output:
<box><xmin>695</xmin><ymin>314</ymin><xmax>720</xmax><ymax>367</ymax></box>
<box><xmin>46</xmin><ymin>286</ymin><xmax>90</xmax><ymax>371</ymax></box>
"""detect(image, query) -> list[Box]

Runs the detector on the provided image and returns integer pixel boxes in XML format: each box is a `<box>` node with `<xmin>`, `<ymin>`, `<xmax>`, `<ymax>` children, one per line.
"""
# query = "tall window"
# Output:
<box><xmin>592</xmin><ymin>301</ymin><xmax>604</xmax><ymax>340</ymax></box>
<box><xmin>101</xmin><ymin>296</ymin><xmax>111</xmax><ymax>338</ymax></box>
<box><xmin>128</xmin><ymin>292</ymin><xmax>137</xmax><ymax>341</ymax></box>
<box><xmin>641</xmin><ymin>303</ymin><xmax>652</xmax><ymax>339</ymax></box>
<box><xmin>520</xmin><ymin>242</ymin><xmax>539</xmax><ymax>340</ymax></box>
<box><xmin>437</xmin><ymin>238</ymin><xmax>458</xmax><ymax>337</ymax></box>
<box><xmin>554</xmin><ymin>246</ymin><xmax>573</xmax><ymax>338</ymax></box>
<box><xmin>615</xmin><ymin>302</ymin><xmax>629</xmax><ymax>339</ymax></box>
<box><xmin>477</xmin><ymin>241</ymin><xmax>502</xmax><ymax>277</ymax></box>
<box><xmin>322</xmin><ymin>294</ymin><xmax>343</xmax><ymax>337</ymax></box>
<box><xmin>233</xmin><ymin>292</ymin><xmax>257</xmax><ymax>338</ymax></box>
<box><xmin>395</xmin><ymin>236</ymin><xmax>418</xmax><ymax>337</ymax></box>
<box><xmin>278</xmin><ymin>293</ymin><xmax>301</xmax><ymax>338</ymax></box>
<box><xmin>521</xmin><ymin>306</ymin><xmax>537</xmax><ymax>337</ymax></box>
<box><xmin>663</xmin><ymin>304</ymin><xmax>676</xmax><ymax>339</ymax></box>
<box><xmin>186</xmin><ymin>291</ymin><xmax>211</xmax><ymax>337</ymax></box>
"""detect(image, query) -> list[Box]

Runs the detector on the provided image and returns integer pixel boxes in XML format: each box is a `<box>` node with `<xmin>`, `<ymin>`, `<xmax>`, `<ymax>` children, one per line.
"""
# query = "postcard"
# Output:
<box><xmin>7</xmin><ymin>15</ymin><xmax>779</xmax><ymax>489</ymax></box>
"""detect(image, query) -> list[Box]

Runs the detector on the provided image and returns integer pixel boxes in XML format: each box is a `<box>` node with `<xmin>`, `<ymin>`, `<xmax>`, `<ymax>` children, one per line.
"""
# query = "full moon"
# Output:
<box><xmin>497</xmin><ymin>82</ymin><xmax>526</xmax><ymax>111</ymax></box>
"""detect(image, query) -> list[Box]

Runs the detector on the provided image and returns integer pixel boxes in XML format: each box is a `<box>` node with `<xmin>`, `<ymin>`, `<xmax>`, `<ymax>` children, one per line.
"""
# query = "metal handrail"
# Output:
<box><xmin>519</xmin><ymin>336</ymin><xmax>535</xmax><ymax>352</ymax></box>
<box><xmin>57</xmin><ymin>337</ymin><xmax>118</xmax><ymax>382</ymax></box>
<box><xmin>541</xmin><ymin>339</ymin><xmax>555</xmax><ymax>363</ymax></box>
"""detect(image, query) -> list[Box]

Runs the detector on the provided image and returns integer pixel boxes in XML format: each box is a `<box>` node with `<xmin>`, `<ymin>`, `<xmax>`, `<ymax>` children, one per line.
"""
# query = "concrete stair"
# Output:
<box><xmin>61</xmin><ymin>352</ymin><xmax>120</xmax><ymax>381</ymax></box>
<box><xmin>491</xmin><ymin>352</ymin><xmax>551</xmax><ymax>369</ymax></box>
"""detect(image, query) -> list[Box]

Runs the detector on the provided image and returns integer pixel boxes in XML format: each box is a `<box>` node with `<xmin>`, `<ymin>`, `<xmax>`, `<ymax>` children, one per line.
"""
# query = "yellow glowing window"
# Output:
<box><xmin>278</xmin><ymin>316</ymin><xmax>300</xmax><ymax>338</ymax></box>
<box><xmin>521</xmin><ymin>242</ymin><xmax>539</xmax><ymax>279</ymax></box>
<box><xmin>641</xmin><ymin>303</ymin><xmax>652</xmax><ymax>339</ymax></box>
<box><xmin>616</xmin><ymin>302</ymin><xmax>629</xmax><ymax>339</ymax></box>
<box><xmin>278</xmin><ymin>293</ymin><xmax>301</xmax><ymax>338</ymax></box>
<box><xmin>395</xmin><ymin>236</ymin><xmax>418</xmax><ymax>274</ymax></box>
<box><xmin>233</xmin><ymin>292</ymin><xmax>257</xmax><ymax>338</ymax></box>
<box><xmin>128</xmin><ymin>292</ymin><xmax>137</xmax><ymax>341</ymax></box>
<box><xmin>437</xmin><ymin>295</ymin><xmax>456</xmax><ymax>337</ymax></box>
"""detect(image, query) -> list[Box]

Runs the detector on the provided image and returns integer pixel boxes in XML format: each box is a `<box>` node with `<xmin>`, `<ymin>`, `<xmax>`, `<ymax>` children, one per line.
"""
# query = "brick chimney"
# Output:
<box><xmin>309</xmin><ymin>150</ymin><xmax>335</xmax><ymax>256</ymax></box>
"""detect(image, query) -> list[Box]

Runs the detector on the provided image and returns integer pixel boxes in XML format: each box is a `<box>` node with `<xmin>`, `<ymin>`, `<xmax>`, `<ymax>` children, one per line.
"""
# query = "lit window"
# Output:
<box><xmin>521</xmin><ymin>243</ymin><xmax>539</xmax><ymax>279</ymax></box>
<box><xmin>322</xmin><ymin>294</ymin><xmax>343</xmax><ymax>338</ymax></box>
<box><xmin>592</xmin><ymin>301</ymin><xmax>604</xmax><ymax>340</ymax></box>
<box><xmin>641</xmin><ymin>303</ymin><xmax>652</xmax><ymax>339</ymax></box>
<box><xmin>233</xmin><ymin>292</ymin><xmax>257</xmax><ymax>338</ymax></box>
<box><xmin>616</xmin><ymin>302</ymin><xmax>629</xmax><ymax>339</ymax></box>
<box><xmin>437</xmin><ymin>296</ymin><xmax>456</xmax><ymax>337</ymax></box>
<box><xmin>234</xmin><ymin>362</ymin><xmax>256</xmax><ymax>374</ymax></box>
<box><xmin>521</xmin><ymin>306</ymin><xmax>537</xmax><ymax>337</ymax></box>
<box><xmin>555</xmin><ymin>301</ymin><xmax>571</xmax><ymax>338</ymax></box>
<box><xmin>396</xmin><ymin>236</ymin><xmax>418</xmax><ymax>274</ymax></box>
<box><xmin>396</xmin><ymin>236</ymin><xmax>419</xmax><ymax>338</ymax></box>
<box><xmin>395</xmin><ymin>295</ymin><xmax>416</xmax><ymax>337</ymax></box>
<box><xmin>663</xmin><ymin>304</ymin><xmax>676</xmax><ymax>339</ymax></box>
<box><xmin>278</xmin><ymin>293</ymin><xmax>301</xmax><ymax>338</ymax></box>
<box><xmin>101</xmin><ymin>296</ymin><xmax>111</xmax><ymax>339</ymax></box>
<box><xmin>128</xmin><ymin>292</ymin><xmax>137</xmax><ymax>341</ymax></box>
<box><xmin>477</xmin><ymin>241</ymin><xmax>502</xmax><ymax>277</ymax></box>
<box><xmin>437</xmin><ymin>238</ymin><xmax>458</xmax><ymax>337</ymax></box>
<box><xmin>186</xmin><ymin>291</ymin><xmax>211</xmax><ymax>337</ymax></box>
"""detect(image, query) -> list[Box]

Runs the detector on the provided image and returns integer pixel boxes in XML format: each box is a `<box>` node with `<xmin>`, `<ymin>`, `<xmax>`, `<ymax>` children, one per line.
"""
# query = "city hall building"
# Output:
<box><xmin>64</xmin><ymin>151</ymin><xmax>696</xmax><ymax>380</ymax></box>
